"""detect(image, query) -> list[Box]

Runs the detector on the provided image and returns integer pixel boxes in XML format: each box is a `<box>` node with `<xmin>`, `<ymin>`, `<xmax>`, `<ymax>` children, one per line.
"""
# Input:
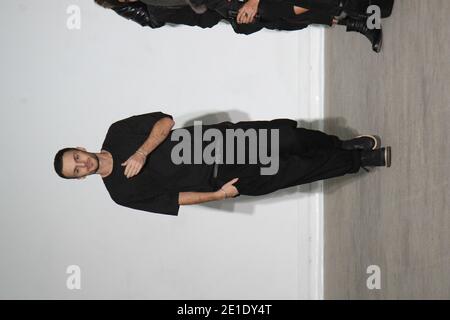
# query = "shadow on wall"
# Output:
<box><xmin>180</xmin><ymin>111</ymin><xmax>369</xmax><ymax>214</ymax></box>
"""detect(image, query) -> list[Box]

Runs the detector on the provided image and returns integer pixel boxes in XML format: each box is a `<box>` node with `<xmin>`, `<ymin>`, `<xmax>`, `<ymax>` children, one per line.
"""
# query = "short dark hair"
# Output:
<box><xmin>54</xmin><ymin>147</ymin><xmax>78</xmax><ymax>179</ymax></box>
<box><xmin>94</xmin><ymin>0</ymin><xmax>125</xmax><ymax>9</ymax></box>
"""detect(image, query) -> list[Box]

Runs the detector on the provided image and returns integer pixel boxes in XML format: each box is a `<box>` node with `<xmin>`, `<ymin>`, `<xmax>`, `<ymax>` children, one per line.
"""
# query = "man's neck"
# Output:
<box><xmin>96</xmin><ymin>151</ymin><xmax>113</xmax><ymax>178</ymax></box>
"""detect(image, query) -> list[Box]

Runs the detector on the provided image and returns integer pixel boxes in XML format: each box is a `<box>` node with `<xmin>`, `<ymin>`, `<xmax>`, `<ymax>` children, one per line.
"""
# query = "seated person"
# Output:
<box><xmin>94</xmin><ymin>0</ymin><xmax>395</xmax><ymax>52</ymax></box>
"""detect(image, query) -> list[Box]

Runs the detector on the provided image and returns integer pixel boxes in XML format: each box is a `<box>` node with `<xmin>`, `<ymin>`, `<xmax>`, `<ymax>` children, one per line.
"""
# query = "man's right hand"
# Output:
<box><xmin>237</xmin><ymin>0</ymin><xmax>260</xmax><ymax>24</ymax></box>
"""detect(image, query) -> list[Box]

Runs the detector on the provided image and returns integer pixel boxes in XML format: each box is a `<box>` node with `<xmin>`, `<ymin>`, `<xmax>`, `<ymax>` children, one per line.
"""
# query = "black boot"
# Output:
<box><xmin>339</xmin><ymin>17</ymin><xmax>383</xmax><ymax>53</ymax></box>
<box><xmin>342</xmin><ymin>135</ymin><xmax>379</xmax><ymax>151</ymax></box>
<box><xmin>360</xmin><ymin>147</ymin><xmax>391</xmax><ymax>170</ymax></box>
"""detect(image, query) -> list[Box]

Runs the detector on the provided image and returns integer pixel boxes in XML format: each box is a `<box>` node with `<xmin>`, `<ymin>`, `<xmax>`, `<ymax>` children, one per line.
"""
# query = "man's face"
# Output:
<box><xmin>61</xmin><ymin>148</ymin><xmax>100</xmax><ymax>179</ymax></box>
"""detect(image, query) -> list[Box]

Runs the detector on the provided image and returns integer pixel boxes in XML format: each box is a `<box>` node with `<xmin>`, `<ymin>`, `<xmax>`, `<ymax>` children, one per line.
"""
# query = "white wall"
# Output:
<box><xmin>0</xmin><ymin>0</ymin><xmax>324</xmax><ymax>299</ymax></box>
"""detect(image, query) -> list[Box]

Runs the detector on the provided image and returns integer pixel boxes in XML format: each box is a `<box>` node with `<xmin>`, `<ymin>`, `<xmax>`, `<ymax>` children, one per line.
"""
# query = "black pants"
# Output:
<box><xmin>212</xmin><ymin>126</ymin><xmax>362</xmax><ymax>196</ymax></box>
<box><xmin>197</xmin><ymin>0</ymin><xmax>334</xmax><ymax>34</ymax></box>
<box><xmin>199</xmin><ymin>0</ymin><xmax>339</xmax><ymax>17</ymax></box>
<box><xmin>258</xmin><ymin>0</ymin><xmax>341</xmax><ymax>19</ymax></box>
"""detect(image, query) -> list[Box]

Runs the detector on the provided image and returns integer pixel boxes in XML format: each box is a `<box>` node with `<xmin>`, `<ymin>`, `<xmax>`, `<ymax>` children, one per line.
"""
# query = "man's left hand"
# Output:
<box><xmin>121</xmin><ymin>151</ymin><xmax>147</xmax><ymax>179</ymax></box>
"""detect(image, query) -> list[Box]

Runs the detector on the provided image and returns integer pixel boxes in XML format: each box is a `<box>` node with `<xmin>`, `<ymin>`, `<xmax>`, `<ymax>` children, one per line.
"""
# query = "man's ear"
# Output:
<box><xmin>76</xmin><ymin>146</ymin><xmax>87</xmax><ymax>152</ymax></box>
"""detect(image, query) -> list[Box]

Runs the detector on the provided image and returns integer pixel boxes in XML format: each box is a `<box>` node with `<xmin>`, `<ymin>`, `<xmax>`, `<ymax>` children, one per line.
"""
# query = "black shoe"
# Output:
<box><xmin>360</xmin><ymin>147</ymin><xmax>391</xmax><ymax>170</ymax></box>
<box><xmin>342</xmin><ymin>17</ymin><xmax>383</xmax><ymax>53</ymax></box>
<box><xmin>342</xmin><ymin>135</ymin><xmax>379</xmax><ymax>151</ymax></box>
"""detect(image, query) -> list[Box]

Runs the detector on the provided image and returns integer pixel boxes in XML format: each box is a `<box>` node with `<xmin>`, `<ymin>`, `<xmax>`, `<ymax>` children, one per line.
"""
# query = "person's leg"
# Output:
<box><xmin>337</xmin><ymin>17</ymin><xmax>383</xmax><ymax>53</ymax></box>
<box><xmin>222</xmin><ymin>0</ymin><xmax>335</xmax><ymax>31</ymax></box>
<box><xmin>293</xmin><ymin>0</ymin><xmax>342</xmax><ymax>16</ymax></box>
<box><xmin>293</xmin><ymin>0</ymin><xmax>383</xmax><ymax>53</ymax></box>
<box><xmin>212</xmin><ymin>126</ymin><xmax>391</xmax><ymax>196</ymax></box>
<box><xmin>232</xmin><ymin>148</ymin><xmax>362</xmax><ymax>196</ymax></box>
<box><xmin>257</xmin><ymin>1</ymin><xmax>299</xmax><ymax>20</ymax></box>
<box><xmin>255</xmin><ymin>126</ymin><xmax>342</xmax><ymax>158</ymax></box>
<box><xmin>280</xmin><ymin>128</ymin><xmax>381</xmax><ymax>156</ymax></box>
<box><xmin>256</xmin><ymin>1</ymin><xmax>336</xmax><ymax>29</ymax></box>
<box><xmin>293</xmin><ymin>6</ymin><xmax>309</xmax><ymax>15</ymax></box>
<box><xmin>274</xmin><ymin>126</ymin><xmax>341</xmax><ymax>156</ymax></box>
<box><xmin>253</xmin><ymin>0</ymin><xmax>333</xmax><ymax>21</ymax></box>
<box><xmin>292</xmin><ymin>127</ymin><xmax>343</xmax><ymax>154</ymax></box>
<box><xmin>293</xmin><ymin>0</ymin><xmax>395</xmax><ymax>17</ymax></box>
<box><xmin>277</xmin><ymin>126</ymin><xmax>378</xmax><ymax>156</ymax></box>
<box><xmin>230</xmin><ymin>146</ymin><xmax>390</xmax><ymax>196</ymax></box>
<box><xmin>341</xmin><ymin>0</ymin><xmax>395</xmax><ymax>19</ymax></box>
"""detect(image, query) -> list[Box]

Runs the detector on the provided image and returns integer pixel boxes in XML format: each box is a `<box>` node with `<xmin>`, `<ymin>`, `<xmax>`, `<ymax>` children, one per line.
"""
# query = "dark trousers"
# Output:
<box><xmin>258</xmin><ymin>0</ymin><xmax>341</xmax><ymax>19</ymax></box>
<box><xmin>213</xmin><ymin>127</ymin><xmax>362</xmax><ymax>196</ymax></box>
<box><xmin>199</xmin><ymin>0</ymin><xmax>339</xmax><ymax>17</ymax></box>
<box><xmin>198</xmin><ymin>0</ymin><xmax>334</xmax><ymax>34</ymax></box>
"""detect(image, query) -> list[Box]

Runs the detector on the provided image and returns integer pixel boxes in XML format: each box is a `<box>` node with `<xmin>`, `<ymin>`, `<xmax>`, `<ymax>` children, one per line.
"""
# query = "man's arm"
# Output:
<box><xmin>122</xmin><ymin>116</ymin><xmax>175</xmax><ymax>178</ymax></box>
<box><xmin>138</xmin><ymin>116</ymin><xmax>175</xmax><ymax>156</ymax></box>
<box><xmin>179</xmin><ymin>191</ymin><xmax>225</xmax><ymax>205</ymax></box>
<box><xmin>179</xmin><ymin>178</ymin><xmax>240</xmax><ymax>205</ymax></box>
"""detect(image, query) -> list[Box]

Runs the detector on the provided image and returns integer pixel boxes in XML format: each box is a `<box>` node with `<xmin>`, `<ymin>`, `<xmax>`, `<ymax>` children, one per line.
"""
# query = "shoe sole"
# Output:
<box><xmin>384</xmin><ymin>146</ymin><xmax>392</xmax><ymax>168</ymax></box>
<box><xmin>356</xmin><ymin>135</ymin><xmax>380</xmax><ymax>150</ymax></box>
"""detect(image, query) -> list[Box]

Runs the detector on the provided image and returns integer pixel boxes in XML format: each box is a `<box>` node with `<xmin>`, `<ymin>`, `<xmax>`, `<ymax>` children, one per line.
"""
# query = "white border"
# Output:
<box><xmin>296</xmin><ymin>26</ymin><xmax>325</xmax><ymax>300</ymax></box>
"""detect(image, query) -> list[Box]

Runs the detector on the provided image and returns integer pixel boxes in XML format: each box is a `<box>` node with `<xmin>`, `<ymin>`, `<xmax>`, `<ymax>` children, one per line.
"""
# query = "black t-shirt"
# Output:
<box><xmin>101</xmin><ymin>112</ymin><xmax>216</xmax><ymax>216</ymax></box>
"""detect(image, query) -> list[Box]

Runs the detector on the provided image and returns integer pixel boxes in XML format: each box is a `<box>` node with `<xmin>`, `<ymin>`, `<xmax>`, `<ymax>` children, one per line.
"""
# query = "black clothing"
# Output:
<box><xmin>101</xmin><ymin>112</ymin><xmax>361</xmax><ymax>216</ymax></box>
<box><xmin>194</xmin><ymin>0</ymin><xmax>334</xmax><ymax>34</ymax></box>
<box><xmin>102</xmin><ymin>112</ymin><xmax>216</xmax><ymax>216</ymax></box>
<box><xmin>112</xmin><ymin>1</ymin><xmax>222</xmax><ymax>29</ymax></box>
<box><xmin>110</xmin><ymin>0</ymin><xmax>334</xmax><ymax>35</ymax></box>
<box><xmin>212</xmin><ymin>126</ymin><xmax>361</xmax><ymax>196</ymax></box>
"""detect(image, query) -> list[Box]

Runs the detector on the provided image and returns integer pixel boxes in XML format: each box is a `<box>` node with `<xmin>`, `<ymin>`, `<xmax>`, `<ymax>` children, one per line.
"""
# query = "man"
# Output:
<box><xmin>94</xmin><ymin>0</ymin><xmax>395</xmax><ymax>53</ymax></box>
<box><xmin>54</xmin><ymin>112</ymin><xmax>391</xmax><ymax>216</ymax></box>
